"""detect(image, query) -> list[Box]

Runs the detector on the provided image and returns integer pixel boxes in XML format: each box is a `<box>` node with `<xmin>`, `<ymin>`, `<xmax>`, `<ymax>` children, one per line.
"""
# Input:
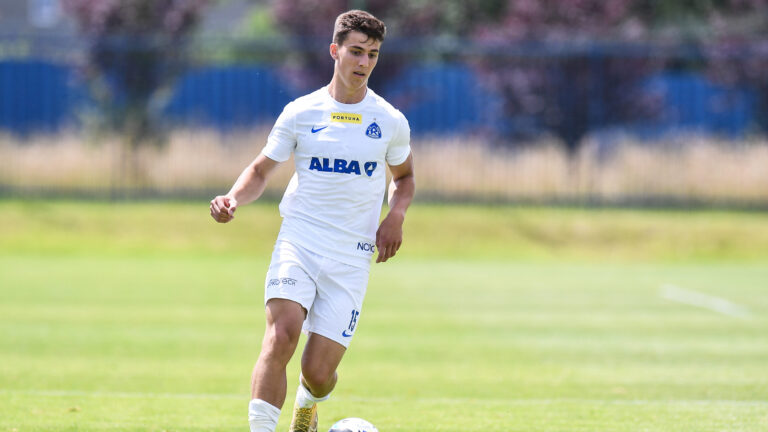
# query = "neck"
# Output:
<box><xmin>327</xmin><ymin>75</ymin><xmax>367</xmax><ymax>104</ymax></box>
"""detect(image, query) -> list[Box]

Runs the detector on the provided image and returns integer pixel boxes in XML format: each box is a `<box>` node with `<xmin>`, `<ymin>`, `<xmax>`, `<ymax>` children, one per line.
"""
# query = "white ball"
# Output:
<box><xmin>328</xmin><ymin>417</ymin><xmax>379</xmax><ymax>432</ymax></box>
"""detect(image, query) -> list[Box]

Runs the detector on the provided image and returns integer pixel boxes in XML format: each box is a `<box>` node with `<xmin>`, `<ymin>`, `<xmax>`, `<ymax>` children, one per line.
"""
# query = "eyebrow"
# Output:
<box><xmin>349</xmin><ymin>44</ymin><xmax>379</xmax><ymax>53</ymax></box>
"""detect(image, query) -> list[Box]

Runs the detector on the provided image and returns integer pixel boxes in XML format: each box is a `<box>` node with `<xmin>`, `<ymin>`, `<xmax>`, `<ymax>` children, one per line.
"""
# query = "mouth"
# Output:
<box><xmin>353</xmin><ymin>71</ymin><xmax>366</xmax><ymax>78</ymax></box>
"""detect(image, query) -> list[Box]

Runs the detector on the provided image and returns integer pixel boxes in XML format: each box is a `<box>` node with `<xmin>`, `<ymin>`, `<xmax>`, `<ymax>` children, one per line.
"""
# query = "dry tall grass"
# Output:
<box><xmin>415</xmin><ymin>134</ymin><xmax>768</xmax><ymax>203</ymax></box>
<box><xmin>1</xmin><ymin>130</ymin><xmax>767</xmax><ymax>204</ymax></box>
<box><xmin>0</xmin><ymin>128</ymin><xmax>293</xmax><ymax>195</ymax></box>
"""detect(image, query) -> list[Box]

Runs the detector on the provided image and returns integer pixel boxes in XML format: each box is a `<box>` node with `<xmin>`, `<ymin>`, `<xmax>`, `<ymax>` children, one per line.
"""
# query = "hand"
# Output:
<box><xmin>210</xmin><ymin>195</ymin><xmax>238</xmax><ymax>223</ymax></box>
<box><xmin>375</xmin><ymin>213</ymin><xmax>404</xmax><ymax>263</ymax></box>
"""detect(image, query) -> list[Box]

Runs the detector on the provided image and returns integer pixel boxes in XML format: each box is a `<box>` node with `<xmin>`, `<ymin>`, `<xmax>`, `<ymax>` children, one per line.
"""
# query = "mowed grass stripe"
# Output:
<box><xmin>4</xmin><ymin>389</ymin><xmax>768</xmax><ymax>406</ymax></box>
<box><xmin>2</xmin><ymin>393</ymin><xmax>765</xmax><ymax>432</ymax></box>
<box><xmin>2</xmin><ymin>200</ymin><xmax>768</xmax><ymax>261</ymax></box>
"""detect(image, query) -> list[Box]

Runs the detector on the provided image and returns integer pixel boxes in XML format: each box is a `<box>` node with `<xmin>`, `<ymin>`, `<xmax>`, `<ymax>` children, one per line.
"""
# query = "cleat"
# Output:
<box><xmin>288</xmin><ymin>402</ymin><xmax>318</xmax><ymax>432</ymax></box>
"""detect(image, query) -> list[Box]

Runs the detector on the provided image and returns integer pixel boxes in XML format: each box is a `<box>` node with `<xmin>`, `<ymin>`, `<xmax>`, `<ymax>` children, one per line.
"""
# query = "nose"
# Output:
<box><xmin>359</xmin><ymin>55</ymin><xmax>369</xmax><ymax>67</ymax></box>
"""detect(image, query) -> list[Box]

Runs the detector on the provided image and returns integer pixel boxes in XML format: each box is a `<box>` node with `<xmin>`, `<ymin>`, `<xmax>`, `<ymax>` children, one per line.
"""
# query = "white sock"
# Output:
<box><xmin>248</xmin><ymin>399</ymin><xmax>281</xmax><ymax>432</ymax></box>
<box><xmin>295</xmin><ymin>380</ymin><xmax>330</xmax><ymax>409</ymax></box>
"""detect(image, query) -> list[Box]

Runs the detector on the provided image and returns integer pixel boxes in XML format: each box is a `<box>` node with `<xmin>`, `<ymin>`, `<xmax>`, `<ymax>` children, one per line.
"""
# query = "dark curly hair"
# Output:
<box><xmin>332</xmin><ymin>10</ymin><xmax>386</xmax><ymax>46</ymax></box>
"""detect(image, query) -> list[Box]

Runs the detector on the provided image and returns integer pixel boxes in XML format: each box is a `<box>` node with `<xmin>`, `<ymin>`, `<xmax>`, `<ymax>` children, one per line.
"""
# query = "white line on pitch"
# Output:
<box><xmin>659</xmin><ymin>284</ymin><xmax>752</xmax><ymax>319</ymax></box>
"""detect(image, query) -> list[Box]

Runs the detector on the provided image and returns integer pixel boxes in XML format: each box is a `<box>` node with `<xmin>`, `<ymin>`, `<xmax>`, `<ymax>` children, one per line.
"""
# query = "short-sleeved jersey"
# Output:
<box><xmin>261</xmin><ymin>86</ymin><xmax>411</xmax><ymax>269</ymax></box>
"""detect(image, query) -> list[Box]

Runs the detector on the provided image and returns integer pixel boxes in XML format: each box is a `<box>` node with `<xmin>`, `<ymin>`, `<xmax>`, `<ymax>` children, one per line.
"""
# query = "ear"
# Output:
<box><xmin>329</xmin><ymin>43</ymin><xmax>338</xmax><ymax>60</ymax></box>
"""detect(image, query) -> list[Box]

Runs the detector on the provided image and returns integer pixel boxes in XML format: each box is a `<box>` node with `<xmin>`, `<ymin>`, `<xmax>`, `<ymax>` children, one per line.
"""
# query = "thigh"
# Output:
<box><xmin>265</xmin><ymin>297</ymin><xmax>307</xmax><ymax>336</ymax></box>
<box><xmin>261</xmin><ymin>298</ymin><xmax>307</xmax><ymax>357</ymax></box>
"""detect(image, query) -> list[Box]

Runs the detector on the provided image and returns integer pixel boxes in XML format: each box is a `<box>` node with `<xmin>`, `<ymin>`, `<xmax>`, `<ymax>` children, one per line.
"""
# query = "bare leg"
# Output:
<box><xmin>300</xmin><ymin>333</ymin><xmax>346</xmax><ymax>397</ymax></box>
<box><xmin>251</xmin><ymin>298</ymin><xmax>306</xmax><ymax>408</ymax></box>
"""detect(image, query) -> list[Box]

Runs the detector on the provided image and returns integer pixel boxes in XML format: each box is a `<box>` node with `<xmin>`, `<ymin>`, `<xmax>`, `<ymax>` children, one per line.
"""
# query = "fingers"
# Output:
<box><xmin>210</xmin><ymin>196</ymin><xmax>236</xmax><ymax>223</ymax></box>
<box><xmin>376</xmin><ymin>246</ymin><xmax>387</xmax><ymax>263</ymax></box>
<box><xmin>375</xmin><ymin>240</ymin><xmax>402</xmax><ymax>263</ymax></box>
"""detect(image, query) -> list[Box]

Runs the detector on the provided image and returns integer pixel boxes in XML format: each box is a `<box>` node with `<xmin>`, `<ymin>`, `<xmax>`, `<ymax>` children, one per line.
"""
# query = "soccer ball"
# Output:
<box><xmin>327</xmin><ymin>417</ymin><xmax>378</xmax><ymax>432</ymax></box>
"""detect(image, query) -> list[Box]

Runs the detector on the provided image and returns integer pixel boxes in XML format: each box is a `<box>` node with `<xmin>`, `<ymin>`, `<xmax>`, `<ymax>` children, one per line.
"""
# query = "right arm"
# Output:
<box><xmin>209</xmin><ymin>154</ymin><xmax>281</xmax><ymax>223</ymax></box>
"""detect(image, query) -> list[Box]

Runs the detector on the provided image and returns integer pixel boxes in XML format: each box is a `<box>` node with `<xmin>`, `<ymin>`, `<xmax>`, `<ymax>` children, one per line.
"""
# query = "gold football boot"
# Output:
<box><xmin>288</xmin><ymin>401</ymin><xmax>318</xmax><ymax>432</ymax></box>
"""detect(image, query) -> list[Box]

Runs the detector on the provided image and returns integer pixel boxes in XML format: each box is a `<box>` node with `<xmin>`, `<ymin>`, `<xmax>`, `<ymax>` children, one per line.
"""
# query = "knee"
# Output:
<box><xmin>262</xmin><ymin>324</ymin><xmax>300</xmax><ymax>361</ymax></box>
<box><xmin>301</xmin><ymin>361</ymin><xmax>336</xmax><ymax>391</ymax></box>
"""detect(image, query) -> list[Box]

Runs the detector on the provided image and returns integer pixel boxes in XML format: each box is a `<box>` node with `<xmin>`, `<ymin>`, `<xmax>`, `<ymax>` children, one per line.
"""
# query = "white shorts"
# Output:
<box><xmin>264</xmin><ymin>240</ymin><xmax>370</xmax><ymax>348</ymax></box>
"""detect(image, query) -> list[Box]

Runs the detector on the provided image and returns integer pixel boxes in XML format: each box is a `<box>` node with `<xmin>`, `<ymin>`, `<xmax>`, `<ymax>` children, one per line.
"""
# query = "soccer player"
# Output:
<box><xmin>209</xmin><ymin>10</ymin><xmax>414</xmax><ymax>432</ymax></box>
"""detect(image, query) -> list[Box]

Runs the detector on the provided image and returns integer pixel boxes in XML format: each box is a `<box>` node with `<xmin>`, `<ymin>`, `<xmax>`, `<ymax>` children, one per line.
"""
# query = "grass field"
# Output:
<box><xmin>1</xmin><ymin>200</ymin><xmax>767</xmax><ymax>431</ymax></box>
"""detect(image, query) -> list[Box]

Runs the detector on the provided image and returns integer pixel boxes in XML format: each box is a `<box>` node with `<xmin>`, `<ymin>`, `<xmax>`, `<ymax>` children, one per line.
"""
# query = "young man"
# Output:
<box><xmin>209</xmin><ymin>10</ymin><xmax>414</xmax><ymax>432</ymax></box>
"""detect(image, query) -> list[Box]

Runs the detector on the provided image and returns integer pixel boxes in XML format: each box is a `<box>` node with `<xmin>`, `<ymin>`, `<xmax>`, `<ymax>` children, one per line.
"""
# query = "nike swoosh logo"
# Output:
<box><xmin>342</xmin><ymin>330</ymin><xmax>353</xmax><ymax>337</ymax></box>
<box><xmin>311</xmin><ymin>125</ymin><xmax>328</xmax><ymax>133</ymax></box>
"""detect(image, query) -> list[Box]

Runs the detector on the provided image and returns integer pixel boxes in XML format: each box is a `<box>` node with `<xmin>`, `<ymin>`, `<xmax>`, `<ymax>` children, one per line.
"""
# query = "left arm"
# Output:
<box><xmin>375</xmin><ymin>152</ymin><xmax>415</xmax><ymax>263</ymax></box>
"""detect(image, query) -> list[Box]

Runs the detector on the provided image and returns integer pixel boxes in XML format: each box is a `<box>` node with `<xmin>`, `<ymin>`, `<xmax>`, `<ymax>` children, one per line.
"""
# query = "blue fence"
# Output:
<box><xmin>0</xmin><ymin>39</ymin><xmax>764</xmax><ymax>139</ymax></box>
<box><xmin>164</xmin><ymin>65</ymin><xmax>296</xmax><ymax>129</ymax></box>
<box><xmin>0</xmin><ymin>60</ymin><xmax>86</xmax><ymax>134</ymax></box>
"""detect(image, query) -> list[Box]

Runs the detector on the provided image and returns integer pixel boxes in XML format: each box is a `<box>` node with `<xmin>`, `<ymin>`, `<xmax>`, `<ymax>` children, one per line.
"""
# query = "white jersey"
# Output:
<box><xmin>261</xmin><ymin>86</ymin><xmax>411</xmax><ymax>269</ymax></box>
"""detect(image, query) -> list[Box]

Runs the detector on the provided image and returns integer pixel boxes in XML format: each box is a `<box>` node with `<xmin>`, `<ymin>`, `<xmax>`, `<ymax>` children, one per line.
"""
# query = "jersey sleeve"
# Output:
<box><xmin>386</xmin><ymin>111</ymin><xmax>411</xmax><ymax>166</ymax></box>
<box><xmin>261</xmin><ymin>102</ymin><xmax>296</xmax><ymax>162</ymax></box>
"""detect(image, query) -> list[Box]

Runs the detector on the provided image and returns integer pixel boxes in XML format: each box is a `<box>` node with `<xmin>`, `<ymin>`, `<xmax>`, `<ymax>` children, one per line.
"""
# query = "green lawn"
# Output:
<box><xmin>1</xmin><ymin>201</ymin><xmax>767</xmax><ymax>431</ymax></box>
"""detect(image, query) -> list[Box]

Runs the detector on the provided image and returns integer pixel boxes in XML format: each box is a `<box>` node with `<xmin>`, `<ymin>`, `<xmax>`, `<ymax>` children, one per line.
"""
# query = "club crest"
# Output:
<box><xmin>365</xmin><ymin>121</ymin><xmax>382</xmax><ymax>139</ymax></box>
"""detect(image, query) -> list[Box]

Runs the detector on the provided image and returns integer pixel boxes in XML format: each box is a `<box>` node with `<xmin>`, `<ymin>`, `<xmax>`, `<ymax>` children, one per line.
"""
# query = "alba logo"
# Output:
<box><xmin>330</xmin><ymin>112</ymin><xmax>362</xmax><ymax>124</ymax></box>
<box><xmin>309</xmin><ymin>157</ymin><xmax>377</xmax><ymax>177</ymax></box>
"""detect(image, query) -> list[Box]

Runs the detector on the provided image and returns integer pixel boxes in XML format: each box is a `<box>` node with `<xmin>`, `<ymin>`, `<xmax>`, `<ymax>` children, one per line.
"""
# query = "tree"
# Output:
<box><xmin>468</xmin><ymin>0</ymin><xmax>664</xmax><ymax>155</ymax></box>
<box><xmin>699</xmin><ymin>1</ymin><xmax>768</xmax><ymax>134</ymax></box>
<box><xmin>62</xmin><ymin>0</ymin><xmax>210</xmax><ymax>147</ymax></box>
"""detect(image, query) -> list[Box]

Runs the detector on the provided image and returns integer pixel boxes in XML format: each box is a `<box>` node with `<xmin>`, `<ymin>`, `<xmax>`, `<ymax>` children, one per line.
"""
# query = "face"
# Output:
<box><xmin>331</xmin><ymin>30</ymin><xmax>381</xmax><ymax>91</ymax></box>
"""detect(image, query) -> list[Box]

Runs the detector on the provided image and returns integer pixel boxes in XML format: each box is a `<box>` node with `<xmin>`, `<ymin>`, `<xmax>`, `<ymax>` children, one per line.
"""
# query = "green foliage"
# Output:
<box><xmin>239</xmin><ymin>3</ymin><xmax>280</xmax><ymax>39</ymax></box>
<box><xmin>202</xmin><ymin>3</ymin><xmax>286</xmax><ymax>65</ymax></box>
